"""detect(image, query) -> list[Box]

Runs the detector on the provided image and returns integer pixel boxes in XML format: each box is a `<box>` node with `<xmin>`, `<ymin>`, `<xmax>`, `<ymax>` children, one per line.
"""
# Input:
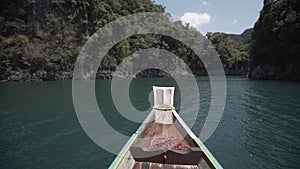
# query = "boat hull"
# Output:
<box><xmin>109</xmin><ymin>109</ymin><xmax>222</xmax><ymax>169</ymax></box>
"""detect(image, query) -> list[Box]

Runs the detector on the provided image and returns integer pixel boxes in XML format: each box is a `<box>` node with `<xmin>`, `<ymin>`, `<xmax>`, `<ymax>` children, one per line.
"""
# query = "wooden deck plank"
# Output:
<box><xmin>150</xmin><ymin>163</ymin><xmax>163</xmax><ymax>169</ymax></box>
<box><xmin>132</xmin><ymin>162</ymin><xmax>141</xmax><ymax>169</ymax></box>
<box><xmin>133</xmin><ymin>162</ymin><xmax>199</xmax><ymax>169</ymax></box>
<box><xmin>141</xmin><ymin>162</ymin><xmax>150</xmax><ymax>169</ymax></box>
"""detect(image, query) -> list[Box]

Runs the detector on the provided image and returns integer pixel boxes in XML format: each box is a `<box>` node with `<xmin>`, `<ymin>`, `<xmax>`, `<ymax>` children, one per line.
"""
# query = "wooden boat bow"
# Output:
<box><xmin>109</xmin><ymin>86</ymin><xmax>223</xmax><ymax>169</ymax></box>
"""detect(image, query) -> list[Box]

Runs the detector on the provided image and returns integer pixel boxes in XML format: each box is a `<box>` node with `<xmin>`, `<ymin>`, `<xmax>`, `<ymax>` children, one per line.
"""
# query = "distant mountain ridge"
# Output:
<box><xmin>207</xmin><ymin>29</ymin><xmax>252</xmax><ymax>76</ymax></box>
<box><xmin>228</xmin><ymin>28</ymin><xmax>253</xmax><ymax>44</ymax></box>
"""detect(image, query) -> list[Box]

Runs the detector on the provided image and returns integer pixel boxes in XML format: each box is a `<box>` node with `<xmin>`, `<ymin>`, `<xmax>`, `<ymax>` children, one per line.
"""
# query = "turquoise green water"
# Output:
<box><xmin>0</xmin><ymin>77</ymin><xmax>299</xmax><ymax>168</ymax></box>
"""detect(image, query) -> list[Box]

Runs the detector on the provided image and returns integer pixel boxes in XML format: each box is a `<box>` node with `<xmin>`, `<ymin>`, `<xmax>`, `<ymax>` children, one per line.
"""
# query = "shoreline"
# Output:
<box><xmin>1</xmin><ymin>74</ymin><xmax>299</xmax><ymax>83</ymax></box>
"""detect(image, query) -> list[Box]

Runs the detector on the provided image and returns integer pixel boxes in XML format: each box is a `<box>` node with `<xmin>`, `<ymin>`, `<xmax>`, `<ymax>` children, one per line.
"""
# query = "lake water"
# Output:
<box><xmin>1</xmin><ymin>77</ymin><xmax>299</xmax><ymax>169</ymax></box>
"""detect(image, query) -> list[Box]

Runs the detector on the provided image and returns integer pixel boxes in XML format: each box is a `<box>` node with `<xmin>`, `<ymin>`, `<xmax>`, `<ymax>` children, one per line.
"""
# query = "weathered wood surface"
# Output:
<box><xmin>132</xmin><ymin>162</ymin><xmax>199</xmax><ymax>169</ymax></box>
<box><xmin>135</xmin><ymin>118</ymin><xmax>191</xmax><ymax>150</ymax></box>
<box><xmin>129</xmin><ymin>115</ymin><xmax>203</xmax><ymax>169</ymax></box>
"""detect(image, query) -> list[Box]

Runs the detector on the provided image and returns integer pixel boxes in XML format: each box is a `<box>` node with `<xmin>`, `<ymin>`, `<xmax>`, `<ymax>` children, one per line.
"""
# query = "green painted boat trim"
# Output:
<box><xmin>171</xmin><ymin>110</ymin><xmax>223</xmax><ymax>169</ymax></box>
<box><xmin>194</xmin><ymin>137</ymin><xmax>223</xmax><ymax>169</ymax></box>
<box><xmin>108</xmin><ymin>133</ymin><xmax>138</xmax><ymax>169</ymax></box>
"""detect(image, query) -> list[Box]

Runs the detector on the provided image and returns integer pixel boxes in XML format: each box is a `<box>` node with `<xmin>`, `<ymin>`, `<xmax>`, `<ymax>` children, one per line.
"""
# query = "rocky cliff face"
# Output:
<box><xmin>1</xmin><ymin>0</ymin><xmax>251</xmax><ymax>82</ymax></box>
<box><xmin>249</xmin><ymin>0</ymin><xmax>300</xmax><ymax>81</ymax></box>
<box><xmin>250</xmin><ymin>64</ymin><xmax>300</xmax><ymax>80</ymax></box>
<box><xmin>0</xmin><ymin>0</ymin><xmax>165</xmax><ymax>81</ymax></box>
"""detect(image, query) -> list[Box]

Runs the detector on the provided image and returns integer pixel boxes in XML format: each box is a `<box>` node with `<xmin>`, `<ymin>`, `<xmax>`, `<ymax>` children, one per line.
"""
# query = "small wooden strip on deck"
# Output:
<box><xmin>133</xmin><ymin>162</ymin><xmax>199</xmax><ymax>169</ymax></box>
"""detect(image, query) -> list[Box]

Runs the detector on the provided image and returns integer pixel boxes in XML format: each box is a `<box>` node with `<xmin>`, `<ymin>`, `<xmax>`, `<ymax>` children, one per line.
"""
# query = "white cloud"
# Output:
<box><xmin>180</xmin><ymin>12</ymin><xmax>211</xmax><ymax>28</ymax></box>
<box><xmin>232</xmin><ymin>19</ymin><xmax>238</xmax><ymax>24</ymax></box>
<box><xmin>201</xmin><ymin>0</ymin><xmax>210</xmax><ymax>6</ymax></box>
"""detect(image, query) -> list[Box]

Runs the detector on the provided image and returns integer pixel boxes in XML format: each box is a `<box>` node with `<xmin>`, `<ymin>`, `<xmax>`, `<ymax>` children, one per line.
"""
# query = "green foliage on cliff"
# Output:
<box><xmin>250</xmin><ymin>0</ymin><xmax>300</xmax><ymax>74</ymax></box>
<box><xmin>207</xmin><ymin>29</ymin><xmax>252</xmax><ymax>75</ymax></box>
<box><xmin>0</xmin><ymin>0</ymin><xmax>167</xmax><ymax>80</ymax></box>
<box><xmin>0</xmin><ymin>0</ymin><xmax>252</xmax><ymax>81</ymax></box>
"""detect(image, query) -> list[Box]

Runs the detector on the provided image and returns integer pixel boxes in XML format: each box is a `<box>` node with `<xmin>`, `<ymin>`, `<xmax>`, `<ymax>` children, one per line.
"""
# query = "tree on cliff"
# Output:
<box><xmin>249</xmin><ymin>0</ymin><xmax>300</xmax><ymax>80</ymax></box>
<box><xmin>0</xmin><ymin>0</ymin><xmax>215</xmax><ymax>81</ymax></box>
<box><xmin>207</xmin><ymin>29</ymin><xmax>252</xmax><ymax>75</ymax></box>
<box><xmin>0</xmin><ymin>0</ymin><xmax>166</xmax><ymax>81</ymax></box>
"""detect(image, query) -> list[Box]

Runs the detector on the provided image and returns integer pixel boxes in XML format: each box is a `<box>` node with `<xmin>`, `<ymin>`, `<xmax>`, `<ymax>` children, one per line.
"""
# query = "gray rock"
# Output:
<box><xmin>249</xmin><ymin>64</ymin><xmax>300</xmax><ymax>81</ymax></box>
<box><xmin>249</xmin><ymin>66</ymin><xmax>266</xmax><ymax>79</ymax></box>
<box><xmin>46</xmin><ymin>71</ymin><xmax>56</xmax><ymax>81</ymax></box>
<box><xmin>8</xmin><ymin>70</ymin><xmax>31</xmax><ymax>81</ymax></box>
<box><xmin>61</xmin><ymin>72</ymin><xmax>72</xmax><ymax>80</ymax></box>
<box><xmin>36</xmin><ymin>70</ymin><xmax>47</xmax><ymax>80</ymax></box>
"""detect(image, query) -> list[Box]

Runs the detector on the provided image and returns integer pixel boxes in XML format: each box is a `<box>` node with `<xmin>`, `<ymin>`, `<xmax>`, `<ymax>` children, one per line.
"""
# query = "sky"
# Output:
<box><xmin>154</xmin><ymin>0</ymin><xmax>264</xmax><ymax>35</ymax></box>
